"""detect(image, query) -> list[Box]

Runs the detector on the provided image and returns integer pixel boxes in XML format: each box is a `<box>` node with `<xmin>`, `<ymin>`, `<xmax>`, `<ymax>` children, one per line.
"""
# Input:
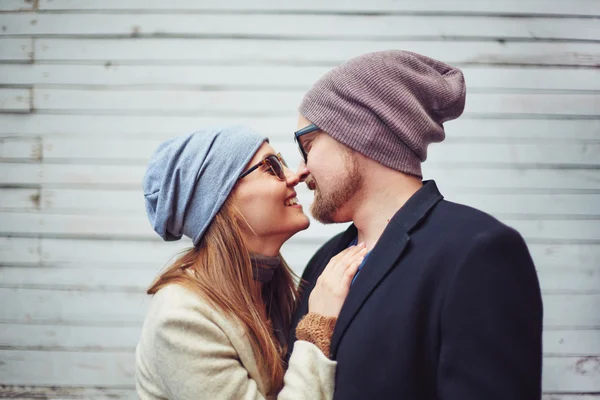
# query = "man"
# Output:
<box><xmin>288</xmin><ymin>50</ymin><xmax>543</xmax><ymax>399</ymax></box>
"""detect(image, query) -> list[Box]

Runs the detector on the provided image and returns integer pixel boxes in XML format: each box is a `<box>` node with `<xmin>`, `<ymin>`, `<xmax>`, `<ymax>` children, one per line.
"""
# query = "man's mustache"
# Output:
<box><xmin>305</xmin><ymin>175</ymin><xmax>317</xmax><ymax>191</ymax></box>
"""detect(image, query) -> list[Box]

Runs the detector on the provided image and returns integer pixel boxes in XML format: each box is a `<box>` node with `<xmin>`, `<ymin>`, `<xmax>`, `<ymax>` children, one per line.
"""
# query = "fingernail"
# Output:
<box><xmin>357</xmin><ymin>242</ymin><xmax>365</xmax><ymax>247</ymax></box>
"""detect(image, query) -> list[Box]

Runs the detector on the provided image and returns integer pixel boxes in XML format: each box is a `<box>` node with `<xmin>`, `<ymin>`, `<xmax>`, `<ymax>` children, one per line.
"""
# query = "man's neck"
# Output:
<box><xmin>351</xmin><ymin>172</ymin><xmax>423</xmax><ymax>251</ymax></box>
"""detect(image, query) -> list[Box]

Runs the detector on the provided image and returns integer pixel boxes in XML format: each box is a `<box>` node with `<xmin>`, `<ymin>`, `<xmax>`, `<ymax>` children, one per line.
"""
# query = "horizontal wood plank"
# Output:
<box><xmin>0</xmin><ymin>386</ymin><xmax>135</xmax><ymax>400</ymax></box>
<box><xmin>2</xmin><ymin>64</ymin><xmax>599</xmax><ymax>91</ymax></box>
<box><xmin>0</xmin><ymin>387</ymin><xmax>597</xmax><ymax>399</ymax></box>
<box><xmin>0</xmin><ymin>188</ymin><xmax>39</xmax><ymax>209</ymax></box>
<box><xmin>0</xmin><ymin>39</ymin><xmax>33</xmax><ymax>62</ymax></box>
<box><xmin>0</xmin><ymin>89</ymin><xmax>31</xmax><ymax>113</ymax></box>
<box><xmin>32</xmin><ymin>39</ymin><xmax>600</xmax><ymax>67</ymax></box>
<box><xmin>0</xmin><ymin>0</ymin><xmax>34</xmax><ymax>12</ymax></box>
<box><xmin>13</xmin><ymin>138</ymin><xmax>596</xmax><ymax>166</ymax></box>
<box><xmin>3</xmin><ymin>163</ymin><xmax>599</xmax><ymax>190</ymax></box>
<box><xmin>0</xmin><ymin>287</ymin><xmax>599</xmax><ymax>327</ymax></box>
<box><xmin>3</xmin><ymin>350</ymin><xmax>597</xmax><ymax>390</ymax></box>
<box><xmin>2</xmin><ymin>14</ymin><xmax>599</xmax><ymax>41</ymax></box>
<box><xmin>543</xmin><ymin>356</ymin><xmax>600</xmax><ymax>392</ymax></box>
<box><xmin>32</xmin><ymin>0</ymin><xmax>599</xmax><ymax>16</ymax></box>
<box><xmin>0</xmin><ymin>137</ymin><xmax>40</xmax><ymax>161</ymax></box>
<box><xmin>30</xmin><ymin>89</ymin><xmax>600</xmax><ymax>117</ymax></box>
<box><xmin>0</xmin><ymin>288</ymin><xmax>148</xmax><ymax>324</ymax></box>
<box><xmin>36</xmin><ymin>0</ymin><xmax>600</xmax><ymax>17</ymax></box>
<box><xmin>1</xmin><ymin>323</ymin><xmax>598</xmax><ymax>355</ymax></box>
<box><xmin>2</xmin><ymin>188</ymin><xmax>599</xmax><ymax>217</ymax></box>
<box><xmin>0</xmin><ymin>211</ymin><xmax>598</xmax><ymax>242</ymax></box>
<box><xmin>2</xmin><ymin>115</ymin><xmax>599</xmax><ymax>141</ymax></box>
<box><xmin>1</xmin><ymin>234</ymin><xmax>597</xmax><ymax>293</ymax></box>
<box><xmin>0</xmin><ymin>323</ymin><xmax>141</xmax><ymax>350</ymax></box>
<box><xmin>0</xmin><ymin>349</ymin><xmax>135</xmax><ymax>386</ymax></box>
<box><xmin>0</xmin><ymin>355</ymin><xmax>598</xmax><ymax>394</ymax></box>
<box><xmin>1</xmin><ymin>260</ymin><xmax>599</xmax><ymax>293</ymax></box>
<box><xmin>0</xmin><ymin>237</ymin><xmax>39</xmax><ymax>265</ymax></box>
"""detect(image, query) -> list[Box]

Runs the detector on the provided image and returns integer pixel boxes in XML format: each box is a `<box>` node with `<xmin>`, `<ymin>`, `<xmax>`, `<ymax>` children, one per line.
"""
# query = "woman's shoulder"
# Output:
<box><xmin>144</xmin><ymin>283</ymin><xmax>250</xmax><ymax>345</ymax></box>
<box><xmin>146</xmin><ymin>284</ymin><xmax>223</xmax><ymax>328</ymax></box>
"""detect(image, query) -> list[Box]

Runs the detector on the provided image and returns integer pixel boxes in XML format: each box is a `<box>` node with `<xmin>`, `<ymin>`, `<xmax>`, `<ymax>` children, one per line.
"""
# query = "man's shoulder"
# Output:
<box><xmin>435</xmin><ymin>199</ymin><xmax>516</xmax><ymax>235</ymax></box>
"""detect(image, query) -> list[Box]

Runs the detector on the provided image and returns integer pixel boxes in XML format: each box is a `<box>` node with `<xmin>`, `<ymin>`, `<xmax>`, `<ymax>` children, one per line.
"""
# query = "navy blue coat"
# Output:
<box><xmin>288</xmin><ymin>181</ymin><xmax>543</xmax><ymax>399</ymax></box>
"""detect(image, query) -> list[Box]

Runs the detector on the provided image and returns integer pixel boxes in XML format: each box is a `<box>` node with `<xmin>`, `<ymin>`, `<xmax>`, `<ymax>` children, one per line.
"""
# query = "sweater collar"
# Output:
<box><xmin>251</xmin><ymin>254</ymin><xmax>281</xmax><ymax>283</ymax></box>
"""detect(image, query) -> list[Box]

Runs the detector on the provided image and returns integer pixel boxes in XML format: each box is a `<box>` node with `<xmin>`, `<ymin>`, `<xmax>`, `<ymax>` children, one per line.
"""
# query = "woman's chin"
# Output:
<box><xmin>282</xmin><ymin>218</ymin><xmax>311</xmax><ymax>241</ymax></box>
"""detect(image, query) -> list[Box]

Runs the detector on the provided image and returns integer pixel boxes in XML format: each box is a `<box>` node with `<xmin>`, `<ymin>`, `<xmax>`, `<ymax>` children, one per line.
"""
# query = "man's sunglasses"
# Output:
<box><xmin>293</xmin><ymin>123</ymin><xmax>320</xmax><ymax>164</ymax></box>
<box><xmin>239</xmin><ymin>153</ymin><xmax>288</xmax><ymax>181</ymax></box>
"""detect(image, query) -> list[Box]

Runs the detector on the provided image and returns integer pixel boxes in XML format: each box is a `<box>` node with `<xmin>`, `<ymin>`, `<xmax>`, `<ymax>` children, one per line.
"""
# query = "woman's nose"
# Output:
<box><xmin>284</xmin><ymin>165</ymin><xmax>301</xmax><ymax>187</ymax></box>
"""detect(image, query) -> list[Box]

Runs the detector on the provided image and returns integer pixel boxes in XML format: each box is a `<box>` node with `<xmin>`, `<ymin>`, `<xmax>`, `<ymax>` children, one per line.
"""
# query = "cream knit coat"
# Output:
<box><xmin>135</xmin><ymin>284</ymin><xmax>336</xmax><ymax>399</ymax></box>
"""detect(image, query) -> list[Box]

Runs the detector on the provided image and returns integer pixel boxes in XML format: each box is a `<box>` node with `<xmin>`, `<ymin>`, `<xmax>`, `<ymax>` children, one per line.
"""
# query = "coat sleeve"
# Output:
<box><xmin>152</xmin><ymin>297</ymin><xmax>336</xmax><ymax>400</ymax></box>
<box><xmin>438</xmin><ymin>227</ymin><xmax>543</xmax><ymax>400</ymax></box>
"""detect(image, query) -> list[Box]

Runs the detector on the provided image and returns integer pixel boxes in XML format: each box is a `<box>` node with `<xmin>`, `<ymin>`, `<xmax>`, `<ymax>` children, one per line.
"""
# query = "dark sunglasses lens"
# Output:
<box><xmin>294</xmin><ymin>136</ymin><xmax>307</xmax><ymax>163</ymax></box>
<box><xmin>267</xmin><ymin>156</ymin><xmax>285</xmax><ymax>180</ymax></box>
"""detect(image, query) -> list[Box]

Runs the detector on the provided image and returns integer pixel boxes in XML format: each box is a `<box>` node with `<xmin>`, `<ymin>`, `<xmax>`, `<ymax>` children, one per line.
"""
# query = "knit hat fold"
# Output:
<box><xmin>299</xmin><ymin>50</ymin><xmax>466</xmax><ymax>178</ymax></box>
<box><xmin>142</xmin><ymin>125</ymin><xmax>267</xmax><ymax>245</ymax></box>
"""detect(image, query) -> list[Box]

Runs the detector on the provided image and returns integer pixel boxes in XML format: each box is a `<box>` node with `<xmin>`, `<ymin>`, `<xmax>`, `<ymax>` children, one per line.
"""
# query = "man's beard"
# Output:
<box><xmin>307</xmin><ymin>151</ymin><xmax>362</xmax><ymax>224</ymax></box>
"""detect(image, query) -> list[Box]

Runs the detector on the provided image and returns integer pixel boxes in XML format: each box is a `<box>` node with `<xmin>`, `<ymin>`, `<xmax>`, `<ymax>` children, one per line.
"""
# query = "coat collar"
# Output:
<box><xmin>330</xmin><ymin>180</ymin><xmax>444</xmax><ymax>358</ymax></box>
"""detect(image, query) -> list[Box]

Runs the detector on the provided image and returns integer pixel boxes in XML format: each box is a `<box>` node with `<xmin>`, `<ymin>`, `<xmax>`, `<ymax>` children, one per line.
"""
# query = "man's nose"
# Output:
<box><xmin>296</xmin><ymin>160</ymin><xmax>310</xmax><ymax>182</ymax></box>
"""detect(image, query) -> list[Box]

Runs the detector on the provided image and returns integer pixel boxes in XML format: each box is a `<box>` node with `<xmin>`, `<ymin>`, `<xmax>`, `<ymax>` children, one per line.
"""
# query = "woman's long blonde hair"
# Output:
<box><xmin>147</xmin><ymin>197</ymin><xmax>298</xmax><ymax>393</ymax></box>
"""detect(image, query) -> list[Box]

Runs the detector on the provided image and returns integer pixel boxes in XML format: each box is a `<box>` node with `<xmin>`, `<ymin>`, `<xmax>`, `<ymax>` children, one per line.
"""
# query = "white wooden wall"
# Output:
<box><xmin>0</xmin><ymin>0</ymin><xmax>599</xmax><ymax>398</ymax></box>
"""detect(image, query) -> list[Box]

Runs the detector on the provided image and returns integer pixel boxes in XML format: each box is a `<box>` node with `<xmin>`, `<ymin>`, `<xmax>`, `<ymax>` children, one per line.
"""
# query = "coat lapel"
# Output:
<box><xmin>330</xmin><ymin>180</ymin><xmax>444</xmax><ymax>358</ymax></box>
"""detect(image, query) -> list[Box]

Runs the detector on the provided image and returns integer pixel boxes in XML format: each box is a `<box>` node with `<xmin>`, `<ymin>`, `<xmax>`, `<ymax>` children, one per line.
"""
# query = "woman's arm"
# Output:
<box><xmin>148</xmin><ymin>292</ymin><xmax>337</xmax><ymax>400</ymax></box>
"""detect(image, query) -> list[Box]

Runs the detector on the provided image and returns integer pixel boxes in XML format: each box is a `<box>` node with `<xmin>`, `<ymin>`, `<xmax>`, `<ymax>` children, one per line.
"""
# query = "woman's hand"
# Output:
<box><xmin>308</xmin><ymin>243</ymin><xmax>367</xmax><ymax>318</ymax></box>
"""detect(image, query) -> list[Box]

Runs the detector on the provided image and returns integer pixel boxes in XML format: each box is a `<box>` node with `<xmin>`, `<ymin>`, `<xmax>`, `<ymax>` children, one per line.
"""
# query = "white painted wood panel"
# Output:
<box><xmin>0</xmin><ymin>287</ymin><xmax>598</xmax><ymax>326</ymax></box>
<box><xmin>0</xmin><ymin>237</ymin><xmax>39</xmax><ymax>265</ymax></box>
<box><xmin>0</xmin><ymin>350</ymin><xmax>136</xmax><ymax>386</ymax></box>
<box><xmin>1</xmin><ymin>115</ymin><xmax>598</xmax><ymax>141</ymax></box>
<box><xmin>0</xmin><ymin>387</ymin><xmax>597</xmax><ymax>400</ymax></box>
<box><xmin>3</xmin><ymin>64</ymin><xmax>599</xmax><ymax>91</ymax></box>
<box><xmin>2</xmin><ymin>260</ymin><xmax>598</xmax><ymax>293</ymax></box>
<box><xmin>3</xmin><ymin>163</ymin><xmax>599</xmax><ymax>190</ymax></box>
<box><xmin>1</xmin><ymin>0</ymin><xmax>598</xmax><ymax>395</ymax></box>
<box><xmin>0</xmin><ymin>188</ymin><xmax>39</xmax><ymax>209</ymax></box>
<box><xmin>0</xmin><ymin>212</ymin><xmax>597</xmax><ymax>242</ymax></box>
<box><xmin>0</xmin><ymin>324</ymin><xmax>141</xmax><ymax>351</ymax></box>
<box><xmin>3</xmin><ymin>14</ymin><xmax>599</xmax><ymax>41</ymax></box>
<box><xmin>0</xmin><ymin>39</ymin><xmax>33</xmax><ymax>62</ymax></box>
<box><xmin>2</xmin><ymin>188</ymin><xmax>599</xmax><ymax>218</ymax></box>
<box><xmin>27</xmin><ymin>138</ymin><xmax>599</xmax><ymax>167</ymax></box>
<box><xmin>31</xmin><ymin>89</ymin><xmax>600</xmax><ymax>117</ymax></box>
<box><xmin>0</xmin><ymin>0</ymin><xmax>34</xmax><ymax>12</ymax></box>
<box><xmin>2</xmin><ymin>237</ymin><xmax>599</xmax><ymax>277</ymax></box>
<box><xmin>0</xmin><ymin>88</ymin><xmax>31</xmax><ymax>113</ymax></box>
<box><xmin>2</xmin><ymin>323</ymin><xmax>597</xmax><ymax>356</ymax></box>
<box><xmin>0</xmin><ymin>288</ymin><xmax>148</xmax><ymax>324</ymax></box>
<box><xmin>5</xmin><ymin>350</ymin><xmax>598</xmax><ymax>391</ymax></box>
<box><xmin>38</xmin><ymin>0</ymin><xmax>600</xmax><ymax>15</ymax></box>
<box><xmin>0</xmin><ymin>387</ymin><xmax>135</xmax><ymax>400</ymax></box>
<box><xmin>35</xmin><ymin>0</ymin><xmax>600</xmax><ymax>16</ymax></box>
<box><xmin>543</xmin><ymin>356</ymin><xmax>600</xmax><ymax>392</ymax></box>
<box><xmin>0</xmin><ymin>137</ymin><xmax>40</xmax><ymax>160</ymax></box>
<box><xmin>33</xmin><ymin>39</ymin><xmax>600</xmax><ymax>67</ymax></box>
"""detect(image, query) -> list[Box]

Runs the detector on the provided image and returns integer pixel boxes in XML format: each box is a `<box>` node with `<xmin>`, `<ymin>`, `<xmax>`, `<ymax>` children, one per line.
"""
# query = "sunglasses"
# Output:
<box><xmin>239</xmin><ymin>153</ymin><xmax>288</xmax><ymax>181</ymax></box>
<box><xmin>293</xmin><ymin>123</ymin><xmax>320</xmax><ymax>164</ymax></box>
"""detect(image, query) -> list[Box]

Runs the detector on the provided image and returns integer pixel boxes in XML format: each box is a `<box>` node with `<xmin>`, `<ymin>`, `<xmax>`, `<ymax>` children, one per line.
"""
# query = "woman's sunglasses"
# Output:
<box><xmin>239</xmin><ymin>153</ymin><xmax>288</xmax><ymax>181</ymax></box>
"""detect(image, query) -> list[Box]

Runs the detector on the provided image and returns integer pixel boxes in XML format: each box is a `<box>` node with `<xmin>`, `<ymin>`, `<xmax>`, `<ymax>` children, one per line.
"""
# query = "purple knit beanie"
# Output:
<box><xmin>299</xmin><ymin>50</ymin><xmax>466</xmax><ymax>178</ymax></box>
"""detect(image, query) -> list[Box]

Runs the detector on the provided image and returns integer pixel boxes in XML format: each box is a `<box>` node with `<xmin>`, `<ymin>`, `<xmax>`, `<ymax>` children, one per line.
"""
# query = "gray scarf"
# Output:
<box><xmin>251</xmin><ymin>254</ymin><xmax>281</xmax><ymax>284</ymax></box>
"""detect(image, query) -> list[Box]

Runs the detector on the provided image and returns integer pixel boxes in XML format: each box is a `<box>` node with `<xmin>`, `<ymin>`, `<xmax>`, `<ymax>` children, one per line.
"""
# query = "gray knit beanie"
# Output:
<box><xmin>299</xmin><ymin>50</ymin><xmax>466</xmax><ymax>178</ymax></box>
<box><xmin>142</xmin><ymin>125</ymin><xmax>267</xmax><ymax>246</ymax></box>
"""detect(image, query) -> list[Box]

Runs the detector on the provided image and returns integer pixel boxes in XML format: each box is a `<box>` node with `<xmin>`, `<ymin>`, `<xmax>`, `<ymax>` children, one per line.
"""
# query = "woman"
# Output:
<box><xmin>136</xmin><ymin>125</ymin><xmax>366</xmax><ymax>399</ymax></box>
